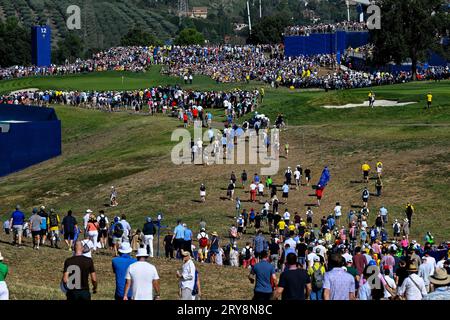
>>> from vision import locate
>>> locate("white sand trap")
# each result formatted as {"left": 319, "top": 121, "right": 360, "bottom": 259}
{"left": 322, "top": 100, "right": 416, "bottom": 109}
{"left": 9, "top": 88, "right": 39, "bottom": 94}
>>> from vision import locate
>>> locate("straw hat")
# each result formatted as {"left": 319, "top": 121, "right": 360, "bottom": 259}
{"left": 429, "top": 268, "right": 450, "bottom": 286}
{"left": 181, "top": 250, "right": 191, "bottom": 257}
{"left": 407, "top": 264, "right": 418, "bottom": 273}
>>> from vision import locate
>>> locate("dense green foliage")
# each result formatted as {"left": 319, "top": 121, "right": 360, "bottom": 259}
{"left": 120, "top": 27, "right": 163, "bottom": 47}
{"left": 0, "top": 17, "right": 31, "bottom": 67}
{"left": 370, "top": 0, "right": 449, "bottom": 77}
{"left": 174, "top": 28, "right": 205, "bottom": 45}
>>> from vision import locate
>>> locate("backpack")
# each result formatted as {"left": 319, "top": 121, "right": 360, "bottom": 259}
{"left": 199, "top": 235, "right": 208, "bottom": 248}
{"left": 244, "top": 247, "right": 251, "bottom": 260}
{"left": 312, "top": 266, "right": 324, "bottom": 290}
{"left": 113, "top": 222, "right": 124, "bottom": 238}
{"left": 99, "top": 216, "right": 107, "bottom": 229}
{"left": 192, "top": 270, "right": 199, "bottom": 296}
{"left": 49, "top": 214, "right": 59, "bottom": 228}
{"left": 394, "top": 223, "right": 400, "bottom": 234}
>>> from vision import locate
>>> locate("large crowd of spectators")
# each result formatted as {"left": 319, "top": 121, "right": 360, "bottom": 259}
{"left": 284, "top": 21, "right": 368, "bottom": 36}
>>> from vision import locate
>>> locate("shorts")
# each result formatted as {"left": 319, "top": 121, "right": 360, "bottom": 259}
{"left": 307, "top": 216, "right": 312, "bottom": 224}
{"left": 363, "top": 171, "right": 369, "bottom": 177}
{"left": 40, "top": 229, "right": 47, "bottom": 237}
{"left": 282, "top": 192, "right": 288, "bottom": 198}
{"left": 112, "top": 236, "right": 122, "bottom": 245}
{"left": 237, "top": 227, "right": 243, "bottom": 233}
{"left": 98, "top": 229, "right": 108, "bottom": 238}
{"left": 13, "top": 225, "right": 23, "bottom": 235}
{"left": 32, "top": 230, "right": 41, "bottom": 237}
{"left": 254, "top": 251, "right": 263, "bottom": 259}
{"left": 200, "top": 191, "right": 206, "bottom": 197}
{"left": 64, "top": 232, "right": 75, "bottom": 240}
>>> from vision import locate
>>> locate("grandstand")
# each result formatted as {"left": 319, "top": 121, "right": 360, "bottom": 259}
{"left": 0, "top": 104, "right": 61, "bottom": 177}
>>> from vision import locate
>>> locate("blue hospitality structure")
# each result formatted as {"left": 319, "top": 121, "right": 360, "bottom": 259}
{"left": 284, "top": 31, "right": 369, "bottom": 57}
{"left": 0, "top": 104, "right": 61, "bottom": 177}
{"left": 31, "top": 25, "right": 52, "bottom": 67}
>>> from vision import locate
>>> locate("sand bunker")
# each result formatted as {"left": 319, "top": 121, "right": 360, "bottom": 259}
{"left": 322, "top": 100, "right": 416, "bottom": 109}
{"left": 9, "top": 88, "right": 39, "bottom": 94}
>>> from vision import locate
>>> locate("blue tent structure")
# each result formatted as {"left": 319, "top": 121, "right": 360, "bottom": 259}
{"left": 0, "top": 104, "right": 61, "bottom": 177}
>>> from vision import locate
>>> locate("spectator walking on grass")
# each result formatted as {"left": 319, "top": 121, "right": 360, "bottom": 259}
{"left": 10, "top": 205, "right": 25, "bottom": 247}
{"left": 249, "top": 250, "right": 277, "bottom": 301}
{"left": 274, "top": 252, "right": 312, "bottom": 300}
{"left": 112, "top": 242, "right": 136, "bottom": 300}
{"left": 124, "top": 248, "right": 160, "bottom": 300}
{"left": 62, "top": 240, "right": 97, "bottom": 301}
{"left": 177, "top": 250, "right": 196, "bottom": 300}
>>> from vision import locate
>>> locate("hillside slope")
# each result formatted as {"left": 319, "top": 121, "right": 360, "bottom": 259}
{"left": 0, "top": 0, "right": 349, "bottom": 49}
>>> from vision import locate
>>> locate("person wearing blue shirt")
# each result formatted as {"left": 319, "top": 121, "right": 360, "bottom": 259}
{"left": 253, "top": 230, "right": 268, "bottom": 261}
{"left": 10, "top": 205, "right": 25, "bottom": 246}
{"left": 327, "top": 215, "right": 335, "bottom": 231}
{"left": 254, "top": 174, "right": 260, "bottom": 184}
{"left": 249, "top": 251, "right": 276, "bottom": 301}
{"left": 183, "top": 225, "right": 193, "bottom": 255}
{"left": 173, "top": 220, "right": 185, "bottom": 258}
{"left": 282, "top": 183, "right": 290, "bottom": 204}
{"left": 112, "top": 242, "right": 136, "bottom": 300}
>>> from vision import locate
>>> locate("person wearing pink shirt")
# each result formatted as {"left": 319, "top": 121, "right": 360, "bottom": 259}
{"left": 400, "top": 236, "right": 409, "bottom": 249}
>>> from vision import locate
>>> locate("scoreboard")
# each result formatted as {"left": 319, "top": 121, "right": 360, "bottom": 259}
{"left": 31, "top": 25, "right": 52, "bottom": 67}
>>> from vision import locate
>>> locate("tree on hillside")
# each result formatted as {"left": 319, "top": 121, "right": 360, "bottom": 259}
{"left": 370, "top": 0, "right": 448, "bottom": 79}
{"left": 0, "top": 17, "right": 31, "bottom": 67}
{"left": 120, "top": 27, "right": 162, "bottom": 47}
{"left": 247, "top": 14, "right": 289, "bottom": 44}
{"left": 53, "top": 33, "right": 84, "bottom": 64}
{"left": 174, "top": 28, "right": 205, "bottom": 45}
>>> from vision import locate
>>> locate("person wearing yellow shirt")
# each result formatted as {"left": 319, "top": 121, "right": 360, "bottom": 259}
{"left": 426, "top": 92, "right": 432, "bottom": 109}
{"left": 277, "top": 220, "right": 286, "bottom": 241}
{"left": 47, "top": 209, "right": 61, "bottom": 248}
{"left": 362, "top": 162, "right": 371, "bottom": 183}
{"left": 288, "top": 222, "right": 296, "bottom": 234}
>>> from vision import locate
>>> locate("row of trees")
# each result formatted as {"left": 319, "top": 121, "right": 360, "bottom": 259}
{"left": 0, "top": 18, "right": 206, "bottom": 67}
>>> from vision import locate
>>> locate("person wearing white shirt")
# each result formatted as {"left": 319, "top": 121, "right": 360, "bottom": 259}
{"left": 423, "top": 253, "right": 436, "bottom": 269}
{"left": 257, "top": 182, "right": 264, "bottom": 196}
{"left": 294, "top": 169, "right": 301, "bottom": 189}
{"left": 283, "top": 210, "right": 290, "bottom": 223}
{"left": 120, "top": 215, "right": 132, "bottom": 242}
{"left": 334, "top": 203, "right": 342, "bottom": 224}
{"left": 124, "top": 248, "right": 160, "bottom": 300}
{"left": 83, "top": 209, "right": 92, "bottom": 236}
{"left": 284, "top": 237, "right": 296, "bottom": 250}
{"left": 419, "top": 257, "right": 436, "bottom": 292}
{"left": 177, "top": 250, "right": 196, "bottom": 300}
{"left": 398, "top": 265, "right": 428, "bottom": 300}
{"left": 307, "top": 251, "right": 318, "bottom": 269}
{"left": 80, "top": 238, "right": 95, "bottom": 258}
{"left": 342, "top": 249, "right": 353, "bottom": 264}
